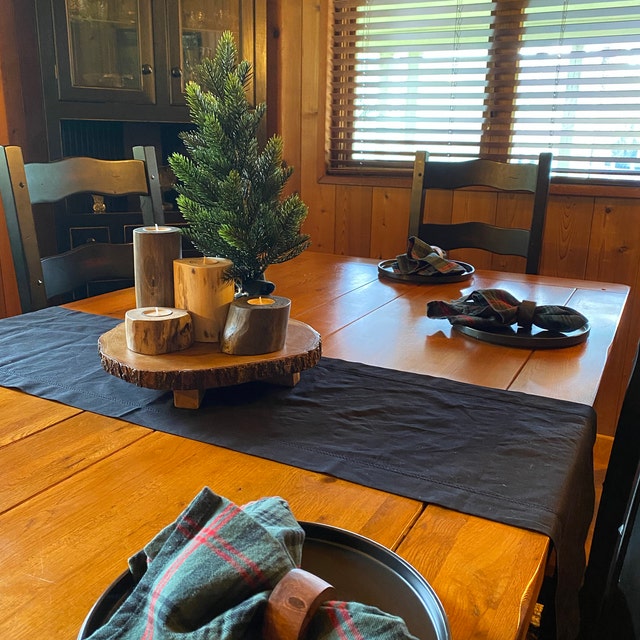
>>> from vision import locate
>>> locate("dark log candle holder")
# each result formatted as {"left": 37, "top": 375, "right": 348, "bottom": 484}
{"left": 221, "top": 295, "right": 291, "bottom": 356}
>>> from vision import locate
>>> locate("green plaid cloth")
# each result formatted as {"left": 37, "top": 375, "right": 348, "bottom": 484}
{"left": 86, "top": 488, "right": 418, "bottom": 640}
{"left": 395, "top": 237, "right": 467, "bottom": 276}
{"left": 427, "top": 288, "right": 588, "bottom": 332}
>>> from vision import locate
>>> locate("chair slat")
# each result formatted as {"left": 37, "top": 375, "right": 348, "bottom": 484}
{"left": 25, "top": 157, "right": 149, "bottom": 202}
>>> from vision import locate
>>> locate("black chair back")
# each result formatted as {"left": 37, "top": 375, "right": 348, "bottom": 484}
{"left": 408, "top": 151, "right": 552, "bottom": 274}
{"left": 0, "top": 145, "right": 164, "bottom": 312}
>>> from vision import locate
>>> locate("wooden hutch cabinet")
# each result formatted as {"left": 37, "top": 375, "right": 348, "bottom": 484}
{"left": 33, "top": 0, "right": 266, "bottom": 252}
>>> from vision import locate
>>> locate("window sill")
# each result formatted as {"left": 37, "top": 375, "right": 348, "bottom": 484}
{"left": 551, "top": 178, "right": 640, "bottom": 199}
{"left": 318, "top": 172, "right": 640, "bottom": 199}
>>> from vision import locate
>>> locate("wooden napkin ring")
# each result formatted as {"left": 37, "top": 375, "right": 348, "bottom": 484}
{"left": 262, "top": 568, "right": 335, "bottom": 640}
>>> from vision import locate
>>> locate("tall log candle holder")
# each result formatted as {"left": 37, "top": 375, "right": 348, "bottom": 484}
{"left": 173, "top": 257, "right": 235, "bottom": 343}
{"left": 133, "top": 225, "right": 182, "bottom": 308}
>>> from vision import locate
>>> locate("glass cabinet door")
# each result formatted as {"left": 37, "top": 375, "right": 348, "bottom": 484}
{"left": 54, "top": 0, "right": 155, "bottom": 103}
{"left": 167, "top": 0, "right": 257, "bottom": 106}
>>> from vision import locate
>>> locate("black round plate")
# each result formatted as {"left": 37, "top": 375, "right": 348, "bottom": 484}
{"left": 301, "top": 522, "right": 449, "bottom": 640}
{"left": 453, "top": 322, "right": 590, "bottom": 349}
{"left": 378, "top": 259, "right": 474, "bottom": 284}
{"left": 78, "top": 521, "right": 450, "bottom": 640}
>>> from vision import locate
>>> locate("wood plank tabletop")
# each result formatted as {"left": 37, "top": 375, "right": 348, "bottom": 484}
{"left": 0, "top": 428, "right": 422, "bottom": 639}
{"left": 1, "top": 250, "right": 628, "bottom": 640}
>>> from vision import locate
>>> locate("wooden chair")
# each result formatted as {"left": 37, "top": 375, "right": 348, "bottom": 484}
{"left": 580, "top": 345, "right": 640, "bottom": 639}
{"left": 0, "top": 145, "right": 164, "bottom": 313}
{"left": 408, "top": 151, "right": 552, "bottom": 274}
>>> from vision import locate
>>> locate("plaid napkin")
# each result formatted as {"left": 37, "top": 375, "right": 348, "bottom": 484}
{"left": 395, "top": 236, "right": 467, "bottom": 276}
{"left": 427, "top": 288, "right": 588, "bottom": 332}
{"left": 86, "top": 488, "right": 418, "bottom": 640}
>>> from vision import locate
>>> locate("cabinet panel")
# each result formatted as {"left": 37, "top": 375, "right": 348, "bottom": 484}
{"left": 33, "top": 0, "right": 266, "bottom": 256}
{"left": 41, "top": 0, "right": 263, "bottom": 113}
{"left": 52, "top": 0, "right": 155, "bottom": 104}
{"left": 166, "top": 0, "right": 257, "bottom": 106}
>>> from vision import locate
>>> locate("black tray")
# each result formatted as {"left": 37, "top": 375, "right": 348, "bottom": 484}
{"left": 454, "top": 322, "right": 590, "bottom": 349}
{"left": 378, "top": 258, "right": 474, "bottom": 284}
{"left": 78, "top": 521, "right": 450, "bottom": 640}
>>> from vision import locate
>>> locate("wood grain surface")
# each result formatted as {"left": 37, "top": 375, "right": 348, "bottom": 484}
{"left": 2, "top": 251, "right": 627, "bottom": 640}
{"left": 99, "top": 318, "right": 321, "bottom": 391}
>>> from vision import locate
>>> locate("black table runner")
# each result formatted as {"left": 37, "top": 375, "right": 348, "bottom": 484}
{"left": 0, "top": 307, "right": 596, "bottom": 640}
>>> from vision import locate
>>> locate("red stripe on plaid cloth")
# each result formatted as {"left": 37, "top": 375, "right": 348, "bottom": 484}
{"left": 141, "top": 503, "right": 235, "bottom": 639}
{"left": 176, "top": 515, "right": 200, "bottom": 539}
{"left": 142, "top": 503, "right": 266, "bottom": 640}
{"left": 327, "top": 601, "right": 365, "bottom": 640}
{"left": 194, "top": 525, "right": 266, "bottom": 588}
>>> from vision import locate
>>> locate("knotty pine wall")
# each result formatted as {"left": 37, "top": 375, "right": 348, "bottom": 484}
{"left": 271, "top": 1, "right": 640, "bottom": 436}
{"left": 0, "top": 0, "right": 42, "bottom": 319}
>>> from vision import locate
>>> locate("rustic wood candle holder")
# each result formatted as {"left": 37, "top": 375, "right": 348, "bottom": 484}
{"left": 133, "top": 225, "right": 182, "bottom": 308}
{"left": 173, "top": 257, "right": 235, "bottom": 343}
{"left": 124, "top": 307, "right": 193, "bottom": 355}
{"left": 221, "top": 295, "right": 291, "bottom": 355}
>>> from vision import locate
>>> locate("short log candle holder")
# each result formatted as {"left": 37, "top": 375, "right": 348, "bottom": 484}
{"left": 133, "top": 225, "right": 182, "bottom": 308}
{"left": 124, "top": 307, "right": 193, "bottom": 355}
{"left": 173, "top": 257, "right": 235, "bottom": 343}
{"left": 221, "top": 295, "right": 291, "bottom": 355}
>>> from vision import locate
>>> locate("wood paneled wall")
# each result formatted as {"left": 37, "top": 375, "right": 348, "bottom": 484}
{"left": 271, "top": 0, "right": 640, "bottom": 436}
{"left": 0, "top": 0, "right": 28, "bottom": 319}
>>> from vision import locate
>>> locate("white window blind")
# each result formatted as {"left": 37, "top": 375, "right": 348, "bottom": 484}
{"left": 329, "top": 0, "right": 640, "bottom": 179}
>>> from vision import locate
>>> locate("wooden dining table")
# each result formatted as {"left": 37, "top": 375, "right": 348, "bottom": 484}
{"left": 0, "top": 251, "right": 629, "bottom": 640}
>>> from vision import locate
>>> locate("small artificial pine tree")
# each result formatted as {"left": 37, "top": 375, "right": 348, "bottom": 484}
{"left": 169, "top": 31, "right": 310, "bottom": 292}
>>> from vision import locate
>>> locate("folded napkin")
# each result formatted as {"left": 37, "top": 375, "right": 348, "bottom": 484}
{"left": 426, "top": 288, "right": 588, "bottom": 332}
{"left": 395, "top": 236, "right": 467, "bottom": 276}
{"left": 86, "top": 488, "right": 418, "bottom": 640}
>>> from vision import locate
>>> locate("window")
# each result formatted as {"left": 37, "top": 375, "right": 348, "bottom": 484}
{"left": 329, "top": 0, "right": 640, "bottom": 180}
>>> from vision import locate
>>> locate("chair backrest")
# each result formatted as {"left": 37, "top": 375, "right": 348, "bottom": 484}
{"left": 580, "top": 344, "right": 640, "bottom": 639}
{"left": 0, "top": 145, "right": 164, "bottom": 313}
{"left": 609, "top": 465, "right": 640, "bottom": 639}
{"left": 408, "top": 151, "right": 552, "bottom": 274}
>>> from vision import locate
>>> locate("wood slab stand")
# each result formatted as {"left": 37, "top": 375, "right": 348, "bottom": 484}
{"left": 98, "top": 319, "right": 321, "bottom": 409}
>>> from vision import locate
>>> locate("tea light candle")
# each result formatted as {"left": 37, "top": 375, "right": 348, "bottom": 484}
{"left": 125, "top": 307, "right": 193, "bottom": 355}
{"left": 173, "top": 257, "right": 235, "bottom": 342}
{"left": 246, "top": 296, "right": 276, "bottom": 306}
{"left": 221, "top": 295, "right": 291, "bottom": 355}
{"left": 143, "top": 307, "right": 173, "bottom": 317}
{"left": 133, "top": 225, "right": 182, "bottom": 308}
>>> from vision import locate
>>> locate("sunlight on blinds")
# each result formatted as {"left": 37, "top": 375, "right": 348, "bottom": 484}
{"left": 512, "top": 0, "right": 640, "bottom": 178}
{"left": 331, "top": 0, "right": 494, "bottom": 166}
